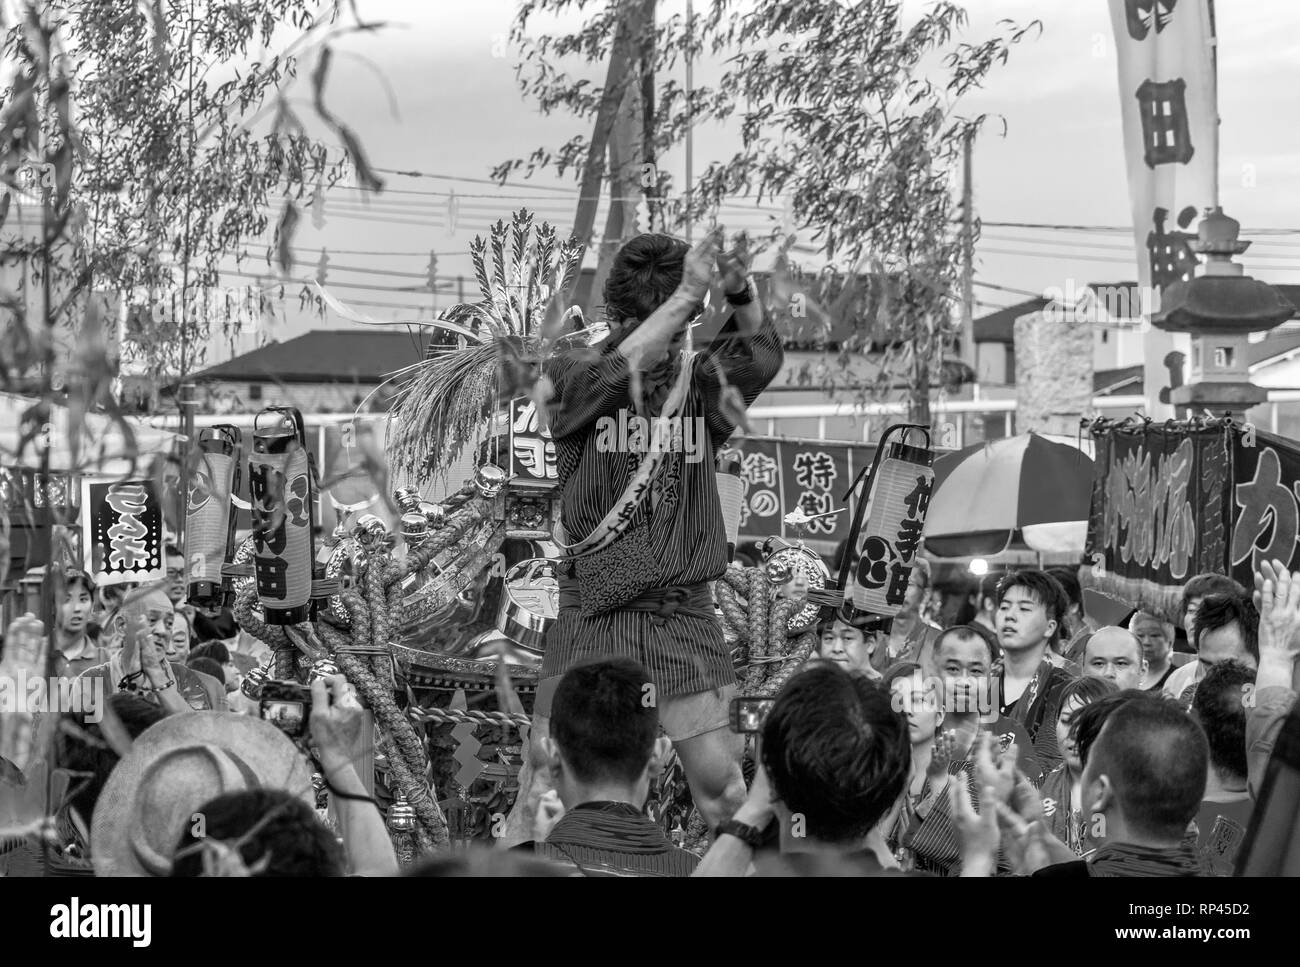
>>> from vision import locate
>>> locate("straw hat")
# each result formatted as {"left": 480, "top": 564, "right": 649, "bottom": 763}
{"left": 91, "top": 711, "right": 314, "bottom": 877}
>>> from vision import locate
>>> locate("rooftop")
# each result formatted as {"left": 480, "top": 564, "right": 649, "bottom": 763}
{"left": 187, "top": 329, "right": 434, "bottom": 385}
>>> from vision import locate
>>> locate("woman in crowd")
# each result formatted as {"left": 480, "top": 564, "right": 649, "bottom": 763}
{"left": 883, "top": 662, "right": 978, "bottom": 875}
{"left": 1039, "top": 675, "right": 1119, "bottom": 855}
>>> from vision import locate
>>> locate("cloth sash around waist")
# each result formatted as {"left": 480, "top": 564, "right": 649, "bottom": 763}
{"left": 558, "top": 582, "right": 715, "bottom": 625}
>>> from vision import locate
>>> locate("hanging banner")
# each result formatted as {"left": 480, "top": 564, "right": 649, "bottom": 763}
{"left": 80, "top": 478, "right": 166, "bottom": 587}
{"left": 1083, "top": 420, "right": 1232, "bottom": 618}
{"left": 1229, "top": 428, "right": 1300, "bottom": 588}
{"left": 1107, "top": 0, "right": 1218, "bottom": 420}
{"left": 508, "top": 397, "right": 557, "bottom": 488}
{"left": 717, "top": 438, "right": 867, "bottom": 546}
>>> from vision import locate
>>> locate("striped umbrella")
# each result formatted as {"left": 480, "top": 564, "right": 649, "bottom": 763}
{"left": 923, "top": 433, "right": 1095, "bottom": 558}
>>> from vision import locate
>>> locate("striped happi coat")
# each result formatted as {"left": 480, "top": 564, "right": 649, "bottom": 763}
{"left": 541, "top": 313, "right": 783, "bottom": 698}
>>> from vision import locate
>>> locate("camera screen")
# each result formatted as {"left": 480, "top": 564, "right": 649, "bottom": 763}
{"left": 732, "top": 698, "right": 775, "bottom": 734}
{"left": 262, "top": 700, "right": 305, "bottom": 734}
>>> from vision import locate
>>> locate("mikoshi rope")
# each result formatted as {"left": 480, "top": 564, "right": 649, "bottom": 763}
{"left": 233, "top": 485, "right": 499, "bottom": 857}
{"left": 715, "top": 565, "right": 818, "bottom": 694}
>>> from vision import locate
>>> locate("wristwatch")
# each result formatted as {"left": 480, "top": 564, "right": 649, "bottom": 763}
{"left": 716, "top": 817, "right": 768, "bottom": 848}
{"left": 725, "top": 277, "right": 755, "bottom": 306}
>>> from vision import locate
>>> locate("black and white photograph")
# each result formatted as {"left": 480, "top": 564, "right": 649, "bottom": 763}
{"left": 0, "top": 0, "right": 1295, "bottom": 941}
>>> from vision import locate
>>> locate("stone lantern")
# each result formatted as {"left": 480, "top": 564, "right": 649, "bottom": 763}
{"left": 1152, "top": 207, "right": 1295, "bottom": 416}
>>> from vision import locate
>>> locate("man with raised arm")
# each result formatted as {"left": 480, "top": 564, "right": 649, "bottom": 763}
{"left": 504, "top": 230, "right": 783, "bottom": 846}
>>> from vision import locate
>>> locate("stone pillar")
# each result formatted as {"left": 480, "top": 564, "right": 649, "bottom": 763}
{"left": 1014, "top": 308, "right": 1095, "bottom": 436}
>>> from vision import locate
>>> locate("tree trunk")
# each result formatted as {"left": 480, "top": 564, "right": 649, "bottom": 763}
{"left": 562, "top": 0, "right": 650, "bottom": 308}
{"left": 588, "top": 70, "right": 646, "bottom": 316}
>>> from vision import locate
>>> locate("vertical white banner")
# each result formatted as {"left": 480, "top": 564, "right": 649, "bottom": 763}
{"left": 1107, "top": 0, "right": 1218, "bottom": 419}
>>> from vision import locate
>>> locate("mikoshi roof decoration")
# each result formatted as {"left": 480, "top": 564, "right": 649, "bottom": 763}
{"left": 385, "top": 209, "right": 585, "bottom": 483}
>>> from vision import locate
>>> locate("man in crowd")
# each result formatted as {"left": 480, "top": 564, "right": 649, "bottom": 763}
{"left": 927, "top": 623, "right": 1042, "bottom": 783}
{"left": 52, "top": 568, "right": 109, "bottom": 679}
{"left": 994, "top": 570, "right": 1077, "bottom": 769}
{"left": 521, "top": 657, "right": 698, "bottom": 876}
{"left": 1032, "top": 694, "right": 1207, "bottom": 876}
{"left": 817, "top": 605, "right": 888, "bottom": 679}
{"left": 1179, "top": 573, "right": 1247, "bottom": 654}
{"left": 164, "top": 543, "right": 188, "bottom": 608}
{"left": 508, "top": 229, "right": 783, "bottom": 845}
{"left": 1129, "top": 611, "right": 1183, "bottom": 693}
{"left": 77, "top": 584, "right": 225, "bottom": 713}
{"left": 1190, "top": 660, "right": 1255, "bottom": 875}
{"left": 1082, "top": 626, "right": 1147, "bottom": 691}
{"left": 876, "top": 557, "right": 942, "bottom": 672}
{"left": 695, "top": 663, "right": 910, "bottom": 875}
{"left": 1163, "top": 593, "right": 1258, "bottom": 709}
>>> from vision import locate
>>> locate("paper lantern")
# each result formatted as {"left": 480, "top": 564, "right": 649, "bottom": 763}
{"left": 248, "top": 407, "right": 316, "bottom": 625}
{"left": 717, "top": 453, "right": 743, "bottom": 561}
{"left": 185, "top": 425, "right": 242, "bottom": 608}
{"left": 850, "top": 429, "right": 935, "bottom": 616}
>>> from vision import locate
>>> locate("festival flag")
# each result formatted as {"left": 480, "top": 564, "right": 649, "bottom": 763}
{"left": 80, "top": 477, "right": 166, "bottom": 587}
{"left": 1107, "top": 0, "right": 1219, "bottom": 419}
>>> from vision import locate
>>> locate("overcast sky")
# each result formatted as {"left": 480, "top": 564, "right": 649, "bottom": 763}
{"left": 223, "top": 0, "right": 1300, "bottom": 357}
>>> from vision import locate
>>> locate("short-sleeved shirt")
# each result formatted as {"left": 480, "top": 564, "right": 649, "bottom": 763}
{"left": 77, "top": 659, "right": 224, "bottom": 711}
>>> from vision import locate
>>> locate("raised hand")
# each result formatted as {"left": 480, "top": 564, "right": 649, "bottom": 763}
{"left": 973, "top": 732, "right": 1018, "bottom": 808}
{"left": 715, "top": 245, "right": 750, "bottom": 295}
{"left": 951, "top": 782, "right": 999, "bottom": 876}
{"left": 994, "top": 803, "right": 1077, "bottom": 875}
{"left": 310, "top": 675, "right": 367, "bottom": 774}
{"left": 533, "top": 789, "right": 565, "bottom": 843}
{"left": 678, "top": 229, "right": 722, "bottom": 300}
{"left": 1256, "top": 558, "right": 1300, "bottom": 663}
{"left": 927, "top": 729, "right": 957, "bottom": 783}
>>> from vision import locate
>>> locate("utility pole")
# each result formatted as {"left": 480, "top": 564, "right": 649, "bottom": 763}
{"left": 960, "top": 128, "right": 976, "bottom": 376}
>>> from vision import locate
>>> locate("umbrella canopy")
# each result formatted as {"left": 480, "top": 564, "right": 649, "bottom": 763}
{"left": 924, "top": 433, "right": 1095, "bottom": 557}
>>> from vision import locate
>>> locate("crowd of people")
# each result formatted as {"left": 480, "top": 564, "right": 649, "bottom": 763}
{"left": 6, "top": 543, "right": 1290, "bottom": 878}
{"left": 3, "top": 229, "right": 1295, "bottom": 880}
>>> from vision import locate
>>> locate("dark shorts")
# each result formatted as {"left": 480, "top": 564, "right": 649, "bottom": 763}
{"left": 539, "top": 606, "right": 736, "bottom": 703}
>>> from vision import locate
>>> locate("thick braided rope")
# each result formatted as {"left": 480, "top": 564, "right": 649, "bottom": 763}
{"left": 364, "top": 545, "right": 393, "bottom": 687}
{"left": 321, "top": 606, "right": 445, "bottom": 846}
{"left": 715, "top": 580, "right": 749, "bottom": 646}
{"left": 747, "top": 569, "right": 771, "bottom": 660}
{"left": 341, "top": 589, "right": 372, "bottom": 652}
{"left": 407, "top": 705, "right": 531, "bottom": 731}
{"left": 763, "top": 598, "right": 795, "bottom": 686}
{"left": 333, "top": 647, "right": 448, "bottom": 849}
{"left": 722, "top": 565, "right": 751, "bottom": 595}
{"left": 232, "top": 583, "right": 289, "bottom": 650}
{"left": 760, "top": 630, "right": 818, "bottom": 697}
